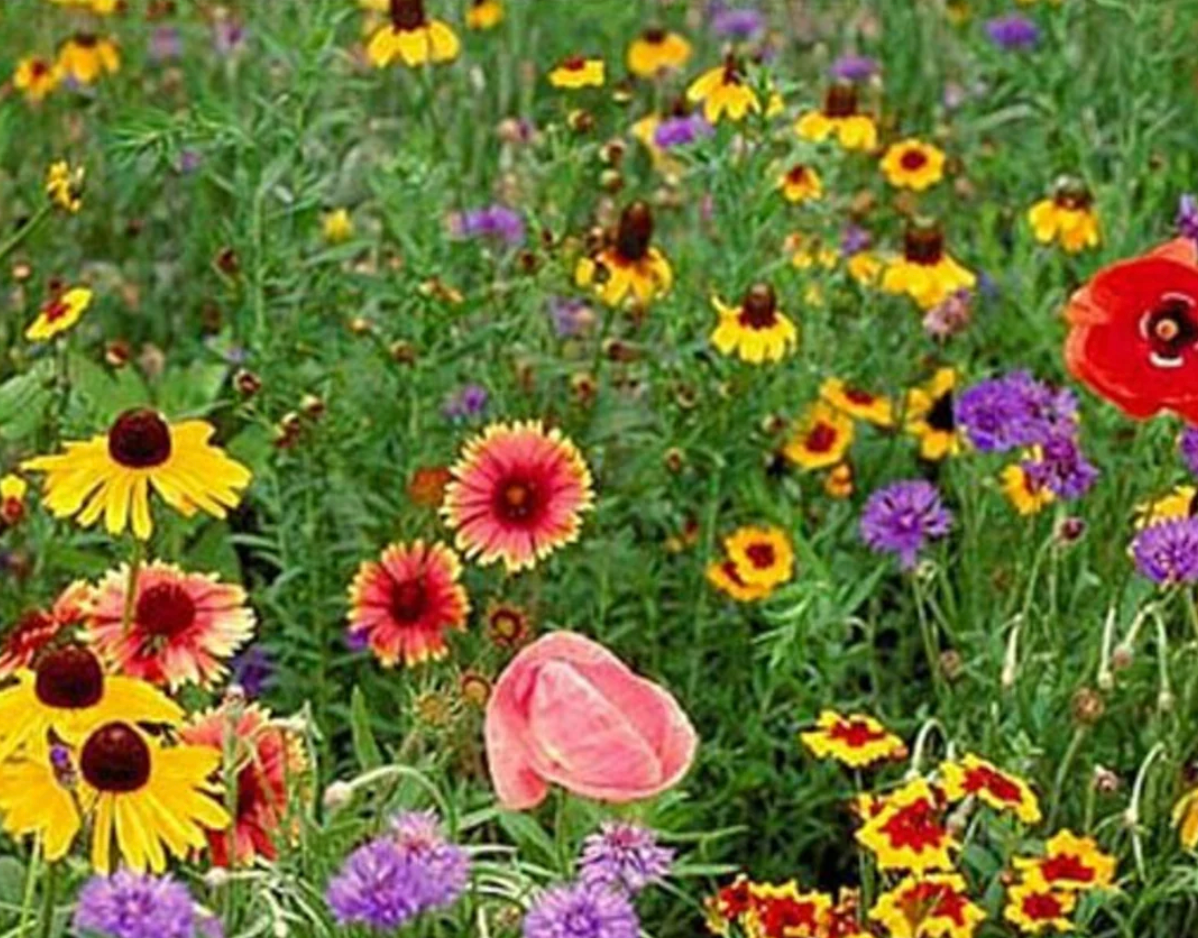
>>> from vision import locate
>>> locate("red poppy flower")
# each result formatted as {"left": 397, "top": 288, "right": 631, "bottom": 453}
{"left": 1065, "top": 238, "right": 1198, "bottom": 421}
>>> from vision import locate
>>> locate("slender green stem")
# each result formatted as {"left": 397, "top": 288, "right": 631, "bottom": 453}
{"left": 0, "top": 205, "right": 52, "bottom": 266}
{"left": 120, "top": 539, "right": 145, "bottom": 636}
{"left": 16, "top": 842, "right": 41, "bottom": 938}
{"left": 36, "top": 862, "right": 57, "bottom": 938}
{"left": 1047, "top": 726, "right": 1087, "bottom": 829}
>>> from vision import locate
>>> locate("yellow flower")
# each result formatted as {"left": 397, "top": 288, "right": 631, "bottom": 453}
{"left": 22, "top": 408, "right": 252, "bottom": 540}
{"left": 939, "top": 753, "right": 1042, "bottom": 824}
{"left": 856, "top": 778, "right": 956, "bottom": 873}
{"left": 870, "top": 873, "right": 986, "bottom": 938}
{"left": 1174, "top": 788, "right": 1198, "bottom": 849}
{"left": 848, "top": 251, "right": 884, "bottom": 285}
{"left": 881, "top": 138, "right": 947, "bottom": 191}
{"left": 800, "top": 710, "right": 906, "bottom": 768}
{"left": 549, "top": 56, "right": 605, "bottom": 89}
{"left": 788, "top": 235, "right": 838, "bottom": 270}
{"left": 627, "top": 27, "right": 691, "bottom": 78}
{"left": 26, "top": 286, "right": 92, "bottom": 342}
{"left": 322, "top": 208, "right": 354, "bottom": 244}
{"left": 784, "top": 401, "right": 855, "bottom": 470}
{"left": 1028, "top": 178, "right": 1100, "bottom": 253}
{"left": 466, "top": 0, "right": 503, "bottom": 30}
{"left": 13, "top": 56, "right": 61, "bottom": 102}
{"left": 1012, "top": 830, "right": 1117, "bottom": 892}
{"left": 824, "top": 463, "right": 854, "bottom": 499}
{"left": 723, "top": 525, "right": 794, "bottom": 590}
{"left": 882, "top": 220, "right": 975, "bottom": 310}
{"left": 1, "top": 474, "right": 27, "bottom": 526}
{"left": 795, "top": 83, "right": 878, "bottom": 151}
{"left": 905, "top": 367, "right": 962, "bottom": 461}
{"left": 46, "top": 160, "right": 85, "bottom": 213}
{"left": 1135, "top": 485, "right": 1197, "bottom": 529}
{"left": 778, "top": 163, "right": 823, "bottom": 204}
{"left": 366, "top": 0, "right": 460, "bottom": 68}
{"left": 710, "top": 284, "right": 798, "bottom": 364}
{"left": 47, "top": 0, "right": 118, "bottom": 12}
{"left": 1002, "top": 882, "right": 1076, "bottom": 935}
{"left": 706, "top": 557, "right": 772, "bottom": 603}
{"left": 575, "top": 201, "right": 672, "bottom": 307}
{"left": 743, "top": 881, "right": 832, "bottom": 937}
{"left": 686, "top": 56, "right": 760, "bottom": 124}
{"left": 56, "top": 34, "right": 120, "bottom": 85}
{"left": 1001, "top": 463, "right": 1055, "bottom": 516}
{"left": 820, "top": 377, "right": 894, "bottom": 426}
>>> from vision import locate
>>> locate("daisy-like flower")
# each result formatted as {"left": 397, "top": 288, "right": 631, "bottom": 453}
{"left": 883, "top": 219, "right": 977, "bottom": 310}
{"left": 322, "top": 207, "right": 354, "bottom": 244}
{"left": 954, "top": 372, "right": 1079, "bottom": 453}
{"left": 25, "top": 285, "right": 92, "bottom": 342}
{"left": 46, "top": 160, "right": 85, "bottom": 213}
{"left": 524, "top": 881, "right": 640, "bottom": 938}
{"left": 686, "top": 54, "right": 760, "bottom": 124}
{"left": 777, "top": 163, "right": 823, "bottom": 204}
{"left": 347, "top": 540, "right": 470, "bottom": 666}
{"left": 905, "top": 367, "right": 962, "bottom": 461}
{"left": 1, "top": 473, "right": 28, "bottom": 526}
{"left": 940, "top": 754, "right": 1041, "bottom": 824}
{"left": 72, "top": 870, "right": 220, "bottom": 938}
{"left": 627, "top": 26, "right": 691, "bottom": 78}
{"left": 1001, "top": 463, "right": 1056, "bottom": 516}
{"left": 800, "top": 710, "right": 906, "bottom": 769}
{"left": 856, "top": 778, "right": 955, "bottom": 873}
{"left": 1013, "top": 830, "right": 1117, "bottom": 892}
{"left": 21, "top": 408, "right": 252, "bottom": 541}
{"left": 548, "top": 55, "right": 605, "bottom": 88}
{"left": 466, "top": 0, "right": 503, "bottom": 30}
{"left": 744, "top": 881, "right": 833, "bottom": 938}
{"left": 860, "top": 480, "right": 953, "bottom": 570}
{"left": 56, "top": 33, "right": 120, "bottom": 84}
{"left": 1132, "top": 517, "right": 1198, "bottom": 585}
{"left": 1021, "top": 435, "right": 1098, "bottom": 501}
{"left": 366, "top": 0, "right": 460, "bottom": 68}
{"left": 710, "top": 283, "right": 798, "bottom": 364}
{"left": 86, "top": 562, "right": 255, "bottom": 691}
{"left": 880, "top": 138, "right": 947, "bottom": 191}
{"left": 706, "top": 557, "right": 771, "bottom": 603}
{"left": 723, "top": 524, "right": 795, "bottom": 590}
{"left": 783, "top": 401, "right": 855, "bottom": 470}
{"left": 576, "top": 201, "right": 673, "bottom": 307}
{"left": 13, "top": 56, "right": 61, "bottom": 102}
{"left": 870, "top": 873, "right": 986, "bottom": 938}
{"left": 795, "top": 83, "right": 878, "bottom": 151}
{"left": 485, "top": 600, "right": 532, "bottom": 648}
{"left": 1028, "top": 177, "right": 1100, "bottom": 253}
{"left": 1003, "top": 882, "right": 1076, "bottom": 935}
{"left": 820, "top": 377, "right": 894, "bottom": 426}
{"left": 579, "top": 821, "right": 674, "bottom": 895}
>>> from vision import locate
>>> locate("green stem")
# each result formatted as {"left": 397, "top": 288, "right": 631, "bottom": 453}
{"left": 1047, "top": 726, "right": 1087, "bottom": 829}
{"left": 16, "top": 842, "right": 41, "bottom": 938}
{"left": 120, "top": 539, "right": 145, "bottom": 636}
{"left": 0, "top": 205, "right": 51, "bottom": 266}
{"left": 36, "top": 862, "right": 57, "bottom": 938}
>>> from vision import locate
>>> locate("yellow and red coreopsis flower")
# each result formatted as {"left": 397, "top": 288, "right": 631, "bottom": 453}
{"left": 905, "top": 368, "right": 962, "bottom": 461}
{"left": 46, "top": 160, "right": 85, "bottom": 213}
{"left": 1, "top": 474, "right": 28, "bottom": 527}
{"left": 1028, "top": 177, "right": 1100, "bottom": 254}
{"left": 870, "top": 873, "right": 986, "bottom": 938}
{"left": 723, "top": 525, "right": 795, "bottom": 591}
{"left": 687, "top": 55, "right": 760, "bottom": 124}
{"left": 366, "top": 0, "right": 460, "bottom": 68}
{"left": 778, "top": 164, "right": 823, "bottom": 204}
{"left": 56, "top": 34, "right": 120, "bottom": 85}
{"left": 710, "top": 283, "right": 798, "bottom": 364}
{"left": 13, "top": 56, "right": 62, "bottom": 102}
{"left": 824, "top": 889, "right": 871, "bottom": 938}
{"left": 576, "top": 201, "right": 673, "bottom": 307}
{"left": 1003, "top": 881, "right": 1076, "bottom": 935}
{"left": 881, "top": 138, "right": 947, "bottom": 191}
{"left": 627, "top": 26, "right": 691, "bottom": 78}
{"left": 820, "top": 377, "right": 894, "bottom": 427}
{"left": 800, "top": 711, "right": 906, "bottom": 768}
{"left": 465, "top": 0, "right": 503, "bottom": 30}
{"left": 783, "top": 401, "right": 855, "bottom": 470}
{"left": 744, "top": 881, "right": 833, "bottom": 938}
{"left": 26, "top": 286, "right": 92, "bottom": 342}
{"left": 824, "top": 462, "right": 854, "bottom": 499}
{"left": 940, "top": 753, "right": 1041, "bottom": 824}
{"left": 706, "top": 557, "right": 772, "bottom": 603}
{"left": 881, "top": 220, "right": 976, "bottom": 310}
{"left": 1001, "top": 462, "right": 1055, "bottom": 516}
{"left": 856, "top": 778, "right": 956, "bottom": 873}
{"left": 795, "top": 83, "right": 878, "bottom": 151}
{"left": 347, "top": 540, "right": 470, "bottom": 666}
{"left": 1013, "top": 830, "right": 1117, "bottom": 892}
{"left": 549, "top": 55, "right": 605, "bottom": 88}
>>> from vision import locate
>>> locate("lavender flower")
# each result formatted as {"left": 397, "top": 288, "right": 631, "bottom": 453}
{"left": 72, "top": 870, "right": 218, "bottom": 938}
{"left": 1177, "top": 194, "right": 1198, "bottom": 243}
{"left": 840, "top": 223, "right": 872, "bottom": 257}
{"left": 547, "top": 297, "right": 595, "bottom": 338}
{"left": 829, "top": 53, "right": 878, "bottom": 82}
{"left": 1022, "top": 435, "right": 1098, "bottom": 501}
{"left": 710, "top": 4, "right": 764, "bottom": 40}
{"left": 860, "top": 480, "right": 953, "bottom": 570}
{"left": 391, "top": 810, "right": 471, "bottom": 907}
{"left": 212, "top": 16, "right": 246, "bottom": 56}
{"left": 579, "top": 822, "right": 674, "bottom": 895}
{"left": 524, "top": 882, "right": 640, "bottom": 938}
{"left": 1132, "top": 518, "right": 1198, "bottom": 584}
{"left": 955, "top": 372, "right": 1078, "bottom": 452}
{"left": 922, "top": 289, "right": 972, "bottom": 340}
{"left": 653, "top": 114, "right": 712, "bottom": 149}
{"left": 450, "top": 205, "right": 526, "bottom": 247}
{"left": 985, "top": 14, "right": 1040, "bottom": 50}
{"left": 1180, "top": 426, "right": 1198, "bottom": 476}
{"left": 230, "top": 645, "right": 273, "bottom": 698}
{"left": 442, "top": 384, "right": 489, "bottom": 420}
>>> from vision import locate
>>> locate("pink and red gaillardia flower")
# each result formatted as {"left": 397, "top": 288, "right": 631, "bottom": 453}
{"left": 347, "top": 540, "right": 470, "bottom": 667}
{"left": 484, "top": 631, "right": 697, "bottom": 810}
{"left": 1065, "top": 237, "right": 1198, "bottom": 422}
{"left": 441, "top": 421, "right": 595, "bottom": 574}
{"left": 86, "top": 562, "right": 255, "bottom": 691}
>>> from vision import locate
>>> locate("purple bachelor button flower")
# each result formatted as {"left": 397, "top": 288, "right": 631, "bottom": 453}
{"left": 450, "top": 205, "right": 526, "bottom": 247}
{"left": 212, "top": 16, "right": 246, "bottom": 56}
{"left": 72, "top": 870, "right": 213, "bottom": 938}
{"left": 922, "top": 289, "right": 973, "bottom": 340}
{"left": 390, "top": 811, "right": 472, "bottom": 908}
{"left": 829, "top": 53, "right": 878, "bottom": 82}
{"left": 1021, "top": 434, "right": 1098, "bottom": 501}
{"left": 985, "top": 14, "right": 1040, "bottom": 50}
{"left": 653, "top": 113, "right": 712, "bottom": 149}
{"left": 547, "top": 297, "right": 595, "bottom": 338}
{"left": 523, "top": 881, "right": 641, "bottom": 938}
{"left": 1180, "top": 426, "right": 1198, "bottom": 475}
{"left": 860, "top": 480, "right": 953, "bottom": 570}
{"left": 230, "top": 645, "right": 273, "bottom": 698}
{"left": 840, "top": 223, "right": 872, "bottom": 257}
{"left": 1177, "top": 194, "right": 1198, "bottom": 243}
{"left": 579, "top": 822, "right": 674, "bottom": 895}
{"left": 1133, "top": 518, "right": 1198, "bottom": 585}
{"left": 955, "top": 372, "right": 1078, "bottom": 452}
{"left": 442, "top": 383, "right": 489, "bottom": 420}
{"left": 149, "top": 26, "right": 183, "bottom": 63}
{"left": 710, "top": 3, "right": 764, "bottom": 40}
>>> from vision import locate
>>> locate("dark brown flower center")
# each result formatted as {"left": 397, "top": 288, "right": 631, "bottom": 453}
{"left": 42, "top": 298, "right": 70, "bottom": 322}
{"left": 900, "top": 148, "right": 928, "bottom": 171}
{"left": 74, "top": 33, "right": 99, "bottom": 49}
{"left": 561, "top": 55, "right": 587, "bottom": 71}
{"left": 903, "top": 222, "right": 945, "bottom": 266}
{"left": 34, "top": 646, "right": 104, "bottom": 709}
{"left": 136, "top": 582, "right": 197, "bottom": 637}
{"left": 80, "top": 722, "right": 151, "bottom": 793}
{"left": 720, "top": 53, "right": 743, "bottom": 85}
{"left": 739, "top": 284, "right": 778, "bottom": 329}
{"left": 927, "top": 391, "right": 955, "bottom": 432}
{"left": 615, "top": 201, "right": 654, "bottom": 262}
{"left": 389, "top": 0, "right": 426, "bottom": 30}
{"left": 389, "top": 577, "right": 428, "bottom": 623}
{"left": 643, "top": 26, "right": 667, "bottom": 43}
{"left": 107, "top": 409, "right": 172, "bottom": 469}
{"left": 786, "top": 165, "right": 810, "bottom": 185}
{"left": 805, "top": 423, "right": 838, "bottom": 453}
{"left": 1144, "top": 296, "right": 1198, "bottom": 363}
{"left": 745, "top": 543, "right": 776, "bottom": 568}
{"left": 31, "top": 59, "right": 50, "bottom": 78}
{"left": 844, "top": 388, "right": 876, "bottom": 405}
{"left": 1051, "top": 176, "right": 1092, "bottom": 211}
{"left": 824, "top": 82, "right": 858, "bottom": 118}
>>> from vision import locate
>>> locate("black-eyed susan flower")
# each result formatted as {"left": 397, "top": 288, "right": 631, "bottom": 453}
{"left": 46, "top": 160, "right": 85, "bottom": 213}
{"left": 485, "top": 600, "right": 532, "bottom": 648}
{"left": 548, "top": 55, "right": 605, "bottom": 89}
{"left": 880, "top": 138, "right": 947, "bottom": 191}
{"left": 1028, "top": 176, "right": 1101, "bottom": 254}
{"left": 710, "top": 283, "right": 798, "bottom": 364}
{"left": 856, "top": 778, "right": 956, "bottom": 873}
{"left": 783, "top": 401, "right": 854, "bottom": 470}
{"left": 795, "top": 83, "right": 878, "bottom": 151}
{"left": 25, "top": 285, "right": 91, "bottom": 342}
{"left": 442, "top": 421, "right": 594, "bottom": 573}
{"left": 800, "top": 710, "right": 906, "bottom": 768}
{"left": 322, "top": 207, "right": 354, "bottom": 244}
{"left": 1001, "top": 462, "right": 1055, "bottom": 515}
{"left": 13, "top": 56, "right": 61, "bottom": 102}
{"left": 686, "top": 54, "right": 760, "bottom": 124}
{"left": 1003, "top": 882, "right": 1076, "bottom": 935}
{"left": 723, "top": 524, "right": 794, "bottom": 591}
{"left": 881, "top": 219, "right": 976, "bottom": 310}
{"left": 820, "top": 377, "right": 894, "bottom": 426}
{"left": 626, "top": 26, "right": 691, "bottom": 79}
{"left": 465, "top": 0, "right": 502, "bottom": 30}
{"left": 56, "top": 34, "right": 120, "bottom": 85}
{"left": 940, "top": 753, "right": 1041, "bottom": 824}
{"left": 576, "top": 201, "right": 673, "bottom": 307}
{"left": 870, "top": 874, "right": 986, "bottom": 938}
{"left": 347, "top": 540, "right": 469, "bottom": 666}
{"left": 1012, "top": 831, "right": 1117, "bottom": 892}
{"left": 0, "top": 474, "right": 27, "bottom": 526}
{"left": 905, "top": 367, "right": 963, "bottom": 461}
{"left": 777, "top": 163, "right": 823, "bottom": 204}
{"left": 22, "top": 408, "right": 253, "bottom": 540}
{"left": 367, "top": 0, "right": 460, "bottom": 68}
{"left": 706, "top": 557, "right": 771, "bottom": 603}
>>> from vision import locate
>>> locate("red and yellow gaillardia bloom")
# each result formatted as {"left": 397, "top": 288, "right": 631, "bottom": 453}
{"left": 465, "top": 0, "right": 503, "bottom": 30}
{"left": 347, "top": 540, "right": 470, "bottom": 666}
{"left": 870, "top": 873, "right": 986, "bottom": 938}
{"left": 710, "top": 283, "right": 798, "bottom": 364}
{"left": 0, "top": 583, "right": 91, "bottom": 678}
{"left": 13, "top": 56, "right": 62, "bottom": 102}
{"left": 366, "top": 0, "right": 460, "bottom": 68}
{"left": 22, "top": 408, "right": 252, "bottom": 541}
{"left": 26, "top": 286, "right": 92, "bottom": 342}
{"left": 442, "top": 421, "right": 594, "bottom": 573}
{"left": 548, "top": 55, "right": 605, "bottom": 88}
{"left": 1028, "top": 177, "right": 1100, "bottom": 254}
{"left": 706, "top": 556, "right": 771, "bottom": 603}
{"left": 722, "top": 524, "right": 795, "bottom": 591}
{"left": 783, "top": 401, "right": 855, "bottom": 470}
{"left": 86, "top": 561, "right": 255, "bottom": 691}
{"left": 1001, "top": 462, "right": 1055, "bottom": 516}
{"left": 800, "top": 710, "right": 906, "bottom": 768}
{"left": 1, "top": 474, "right": 28, "bottom": 527}
{"left": 882, "top": 219, "right": 976, "bottom": 310}
{"left": 778, "top": 163, "right": 823, "bottom": 204}
{"left": 627, "top": 26, "right": 691, "bottom": 78}
{"left": 686, "top": 55, "right": 760, "bottom": 124}
{"left": 1012, "top": 830, "right": 1117, "bottom": 892}
{"left": 743, "top": 881, "right": 832, "bottom": 938}
{"left": 940, "top": 753, "right": 1041, "bottom": 824}
{"left": 1002, "top": 881, "right": 1076, "bottom": 935}
{"left": 856, "top": 778, "right": 956, "bottom": 873}
{"left": 820, "top": 377, "right": 894, "bottom": 427}
{"left": 881, "top": 138, "right": 947, "bottom": 191}
{"left": 576, "top": 201, "right": 673, "bottom": 307}
{"left": 904, "top": 367, "right": 962, "bottom": 461}
{"left": 795, "top": 83, "right": 878, "bottom": 151}
{"left": 182, "top": 703, "right": 307, "bottom": 866}
{"left": 56, "top": 33, "right": 120, "bottom": 84}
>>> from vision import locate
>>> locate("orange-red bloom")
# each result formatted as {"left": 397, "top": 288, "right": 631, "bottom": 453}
{"left": 941, "top": 753, "right": 1041, "bottom": 824}
{"left": 856, "top": 779, "right": 955, "bottom": 873}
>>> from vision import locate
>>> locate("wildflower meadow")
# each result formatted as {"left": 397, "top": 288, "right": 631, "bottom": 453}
{"left": 3, "top": 0, "right": 1198, "bottom": 935}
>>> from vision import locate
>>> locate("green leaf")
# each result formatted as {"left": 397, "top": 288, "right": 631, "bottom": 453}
{"left": 350, "top": 684, "right": 383, "bottom": 770}
{"left": 0, "top": 361, "right": 53, "bottom": 442}
{"left": 496, "top": 810, "right": 558, "bottom": 868}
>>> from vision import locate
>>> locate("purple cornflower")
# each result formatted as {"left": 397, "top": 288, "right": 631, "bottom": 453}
{"left": 1180, "top": 426, "right": 1198, "bottom": 476}
{"left": 860, "top": 480, "right": 953, "bottom": 570}
{"left": 710, "top": 4, "right": 764, "bottom": 40}
{"left": 653, "top": 113, "right": 712, "bottom": 149}
{"left": 212, "top": 16, "right": 246, "bottom": 56}
{"left": 450, "top": 204, "right": 526, "bottom": 247}
{"left": 523, "top": 881, "right": 640, "bottom": 938}
{"left": 955, "top": 372, "right": 1078, "bottom": 452}
{"left": 230, "top": 645, "right": 273, "bottom": 698}
{"left": 922, "top": 290, "right": 972, "bottom": 340}
{"left": 72, "top": 870, "right": 216, "bottom": 938}
{"left": 442, "top": 383, "right": 489, "bottom": 420}
{"left": 579, "top": 822, "right": 674, "bottom": 895}
{"left": 326, "top": 839, "right": 424, "bottom": 930}
{"left": 985, "top": 14, "right": 1040, "bottom": 50}
{"left": 1132, "top": 518, "right": 1198, "bottom": 584}
{"left": 1177, "top": 195, "right": 1198, "bottom": 243}
{"left": 148, "top": 26, "right": 183, "bottom": 63}
{"left": 390, "top": 810, "right": 472, "bottom": 907}
{"left": 177, "top": 150, "right": 203, "bottom": 175}
{"left": 840, "top": 223, "right": 872, "bottom": 257}
{"left": 829, "top": 53, "right": 878, "bottom": 82}
{"left": 1021, "top": 434, "right": 1098, "bottom": 500}
{"left": 547, "top": 297, "right": 595, "bottom": 338}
